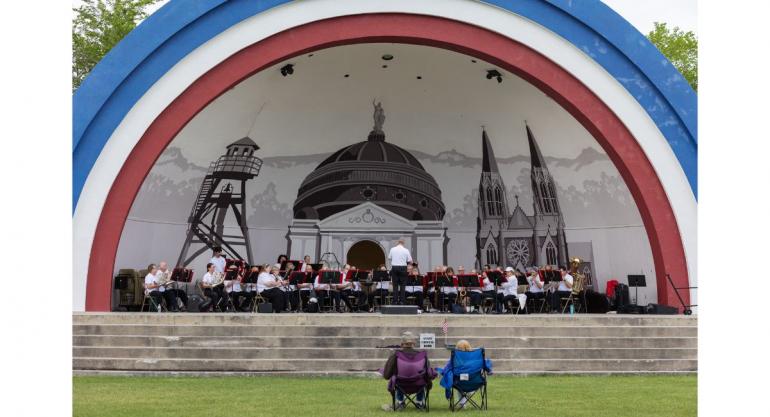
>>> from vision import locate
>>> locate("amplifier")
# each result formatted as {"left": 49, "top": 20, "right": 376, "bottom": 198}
{"left": 645, "top": 303, "right": 679, "bottom": 315}
{"left": 380, "top": 305, "right": 418, "bottom": 315}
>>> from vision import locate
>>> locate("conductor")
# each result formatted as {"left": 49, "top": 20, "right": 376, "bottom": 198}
{"left": 388, "top": 238, "right": 412, "bottom": 305}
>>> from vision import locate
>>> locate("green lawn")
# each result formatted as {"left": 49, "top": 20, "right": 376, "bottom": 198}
{"left": 73, "top": 375, "right": 696, "bottom": 417}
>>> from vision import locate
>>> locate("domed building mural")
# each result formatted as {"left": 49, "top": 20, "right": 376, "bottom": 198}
{"left": 103, "top": 41, "right": 688, "bottom": 308}
{"left": 288, "top": 102, "right": 448, "bottom": 270}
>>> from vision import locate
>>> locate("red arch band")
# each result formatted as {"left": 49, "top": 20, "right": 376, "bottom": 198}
{"left": 86, "top": 13, "right": 690, "bottom": 311}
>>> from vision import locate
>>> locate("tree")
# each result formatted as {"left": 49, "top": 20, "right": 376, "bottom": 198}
{"left": 647, "top": 22, "right": 698, "bottom": 91}
{"left": 72, "top": 0, "right": 160, "bottom": 92}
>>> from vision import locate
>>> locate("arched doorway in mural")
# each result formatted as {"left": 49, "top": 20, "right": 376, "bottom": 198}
{"left": 347, "top": 240, "right": 385, "bottom": 271}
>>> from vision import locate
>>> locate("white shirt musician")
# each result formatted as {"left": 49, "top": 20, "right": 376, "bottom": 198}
{"left": 527, "top": 269, "right": 545, "bottom": 294}
{"left": 144, "top": 263, "right": 177, "bottom": 312}
{"left": 200, "top": 263, "right": 225, "bottom": 312}
{"left": 155, "top": 261, "right": 187, "bottom": 311}
{"left": 257, "top": 268, "right": 280, "bottom": 294}
{"left": 145, "top": 264, "right": 163, "bottom": 295}
{"left": 405, "top": 265, "right": 422, "bottom": 293}
{"left": 299, "top": 255, "right": 312, "bottom": 273}
{"left": 210, "top": 249, "right": 226, "bottom": 274}
{"left": 480, "top": 275, "right": 494, "bottom": 292}
{"left": 558, "top": 271, "right": 574, "bottom": 292}
{"left": 501, "top": 267, "right": 527, "bottom": 312}
{"left": 256, "top": 265, "right": 287, "bottom": 312}
{"left": 388, "top": 243, "right": 412, "bottom": 267}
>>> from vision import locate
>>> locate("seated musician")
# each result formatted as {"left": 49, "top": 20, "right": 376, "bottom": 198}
{"left": 200, "top": 262, "right": 225, "bottom": 312}
{"left": 144, "top": 263, "right": 176, "bottom": 311}
{"left": 440, "top": 266, "right": 459, "bottom": 312}
{"left": 240, "top": 265, "right": 260, "bottom": 311}
{"left": 525, "top": 267, "right": 545, "bottom": 307}
{"left": 368, "top": 264, "right": 391, "bottom": 312}
{"left": 313, "top": 263, "right": 345, "bottom": 312}
{"left": 549, "top": 266, "right": 573, "bottom": 313}
{"left": 477, "top": 270, "right": 495, "bottom": 307}
{"left": 338, "top": 264, "right": 366, "bottom": 312}
{"left": 297, "top": 264, "right": 315, "bottom": 310}
{"left": 281, "top": 261, "right": 297, "bottom": 312}
{"left": 257, "top": 264, "right": 287, "bottom": 312}
{"left": 405, "top": 264, "right": 424, "bottom": 310}
{"left": 467, "top": 269, "right": 484, "bottom": 310}
{"left": 155, "top": 261, "right": 187, "bottom": 311}
{"left": 223, "top": 264, "right": 246, "bottom": 312}
{"left": 501, "top": 267, "right": 527, "bottom": 313}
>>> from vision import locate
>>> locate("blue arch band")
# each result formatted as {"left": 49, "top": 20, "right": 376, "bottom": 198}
{"left": 72, "top": 0, "right": 697, "bottom": 211}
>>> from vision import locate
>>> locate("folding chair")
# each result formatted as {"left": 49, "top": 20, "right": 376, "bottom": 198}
{"left": 438, "top": 348, "right": 492, "bottom": 411}
{"left": 527, "top": 295, "right": 548, "bottom": 313}
{"left": 141, "top": 292, "right": 166, "bottom": 312}
{"left": 388, "top": 350, "right": 436, "bottom": 412}
{"left": 561, "top": 274, "right": 587, "bottom": 313}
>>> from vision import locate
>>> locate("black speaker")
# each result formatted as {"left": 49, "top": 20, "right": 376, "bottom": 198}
{"left": 645, "top": 303, "right": 678, "bottom": 315}
{"left": 613, "top": 283, "right": 630, "bottom": 310}
{"left": 114, "top": 276, "right": 129, "bottom": 290}
{"left": 380, "top": 305, "right": 418, "bottom": 315}
{"left": 584, "top": 290, "right": 609, "bottom": 313}
{"left": 258, "top": 303, "right": 273, "bottom": 313}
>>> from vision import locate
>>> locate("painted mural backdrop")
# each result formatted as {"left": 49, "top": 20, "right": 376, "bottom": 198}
{"left": 116, "top": 44, "right": 656, "bottom": 302}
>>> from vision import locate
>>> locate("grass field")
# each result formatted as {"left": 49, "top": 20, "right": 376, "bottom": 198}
{"left": 73, "top": 375, "right": 696, "bottom": 417}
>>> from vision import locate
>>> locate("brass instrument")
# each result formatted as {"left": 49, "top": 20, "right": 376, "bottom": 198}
{"left": 569, "top": 257, "right": 586, "bottom": 294}
{"left": 203, "top": 271, "right": 225, "bottom": 288}
{"left": 156, "top": 270, "right": 174, "bottom": 289}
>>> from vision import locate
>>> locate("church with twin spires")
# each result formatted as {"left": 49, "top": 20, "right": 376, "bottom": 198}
{"left": 476, "top": 125, "right": 569, "bottom": 271}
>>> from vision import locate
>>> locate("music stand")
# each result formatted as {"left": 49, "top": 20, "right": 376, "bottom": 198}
{"left": 405, "top": 275, "right": 421, "bottom": 287}
{"left": 352, "top": 270, "right": 370, "bottom": 282}
{"left": 487, "top": 271, "right": 505, "bottom": 313}
{"left": 310, "top": 263, "right": 323, "bottom": 273}
{"left": 244, "top": 270, "right": 259, "bottom": 284}
{"left": 627, "top": 274, "right": 646, "bottom": 305}
{"left": 457, "top": 274, "right": 481, "bottom": 288}
{"left": 372, "top": 271, "right": 390, "bottom": 307}
{"left": 435, "top": 274, "right": 453, "bottom": 312}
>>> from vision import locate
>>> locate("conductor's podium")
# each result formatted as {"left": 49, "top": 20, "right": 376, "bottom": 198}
{"left": 73, "top": 313, "right": 697, "bottom": 376}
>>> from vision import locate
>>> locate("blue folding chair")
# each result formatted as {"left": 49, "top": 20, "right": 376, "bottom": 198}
{"left": 437, "top": 348, "right": 492, "bottom": 411}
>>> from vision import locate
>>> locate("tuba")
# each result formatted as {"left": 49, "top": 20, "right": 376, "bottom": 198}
{"left": 569, "top": 257, "right": 585, "bottom": 294}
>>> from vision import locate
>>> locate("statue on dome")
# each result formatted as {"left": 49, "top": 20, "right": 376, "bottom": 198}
{"left": 372, "top": 100, "right": 385, "bottom": 133}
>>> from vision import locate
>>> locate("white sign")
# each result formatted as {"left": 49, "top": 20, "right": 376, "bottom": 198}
{"left": 419, "top": 333, "right": 436, "bottom": 349}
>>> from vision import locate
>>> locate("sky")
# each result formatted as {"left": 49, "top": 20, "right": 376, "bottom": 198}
{"left": 73, "top": 0, "right": 698, "bottom": 36}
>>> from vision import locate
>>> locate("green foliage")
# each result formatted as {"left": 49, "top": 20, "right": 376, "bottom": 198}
{"left": 647, "top": 22, "right": 698, "bottom": 91}
{"left": 72, "top": 0, "right": 159, "bottom": 92}
{"left": 73, "top": 375, "right": 697, "bottom": 417}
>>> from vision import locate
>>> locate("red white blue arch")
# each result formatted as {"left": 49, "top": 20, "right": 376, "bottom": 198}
{"left": 72, "top": 0, "right": 697, "bottom": 311}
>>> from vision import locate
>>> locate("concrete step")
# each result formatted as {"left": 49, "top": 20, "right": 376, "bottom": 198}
{"left": 72, "top": 324, "right": 697, "bottom": 338}
{"left": 73, "top": 312, "right": 697, "bottom": 327}
{"left": 73, "top": 357, "right": 698, "bottom": 373}
{"left": 73, "top": 346, "right": 696, "bottom": 360}
{"left": 72, "top": 313, "right": 698, "bottom": 375}
{"left": 74, "top": 335, "right": 697, "bottom": 349}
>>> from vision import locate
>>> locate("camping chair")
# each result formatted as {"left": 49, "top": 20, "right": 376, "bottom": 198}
{"left": 388, "top": 350, "right": 436, "bottom": 412}
{"left": 438, "top": 348, "right": 492, "bottom": 411}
